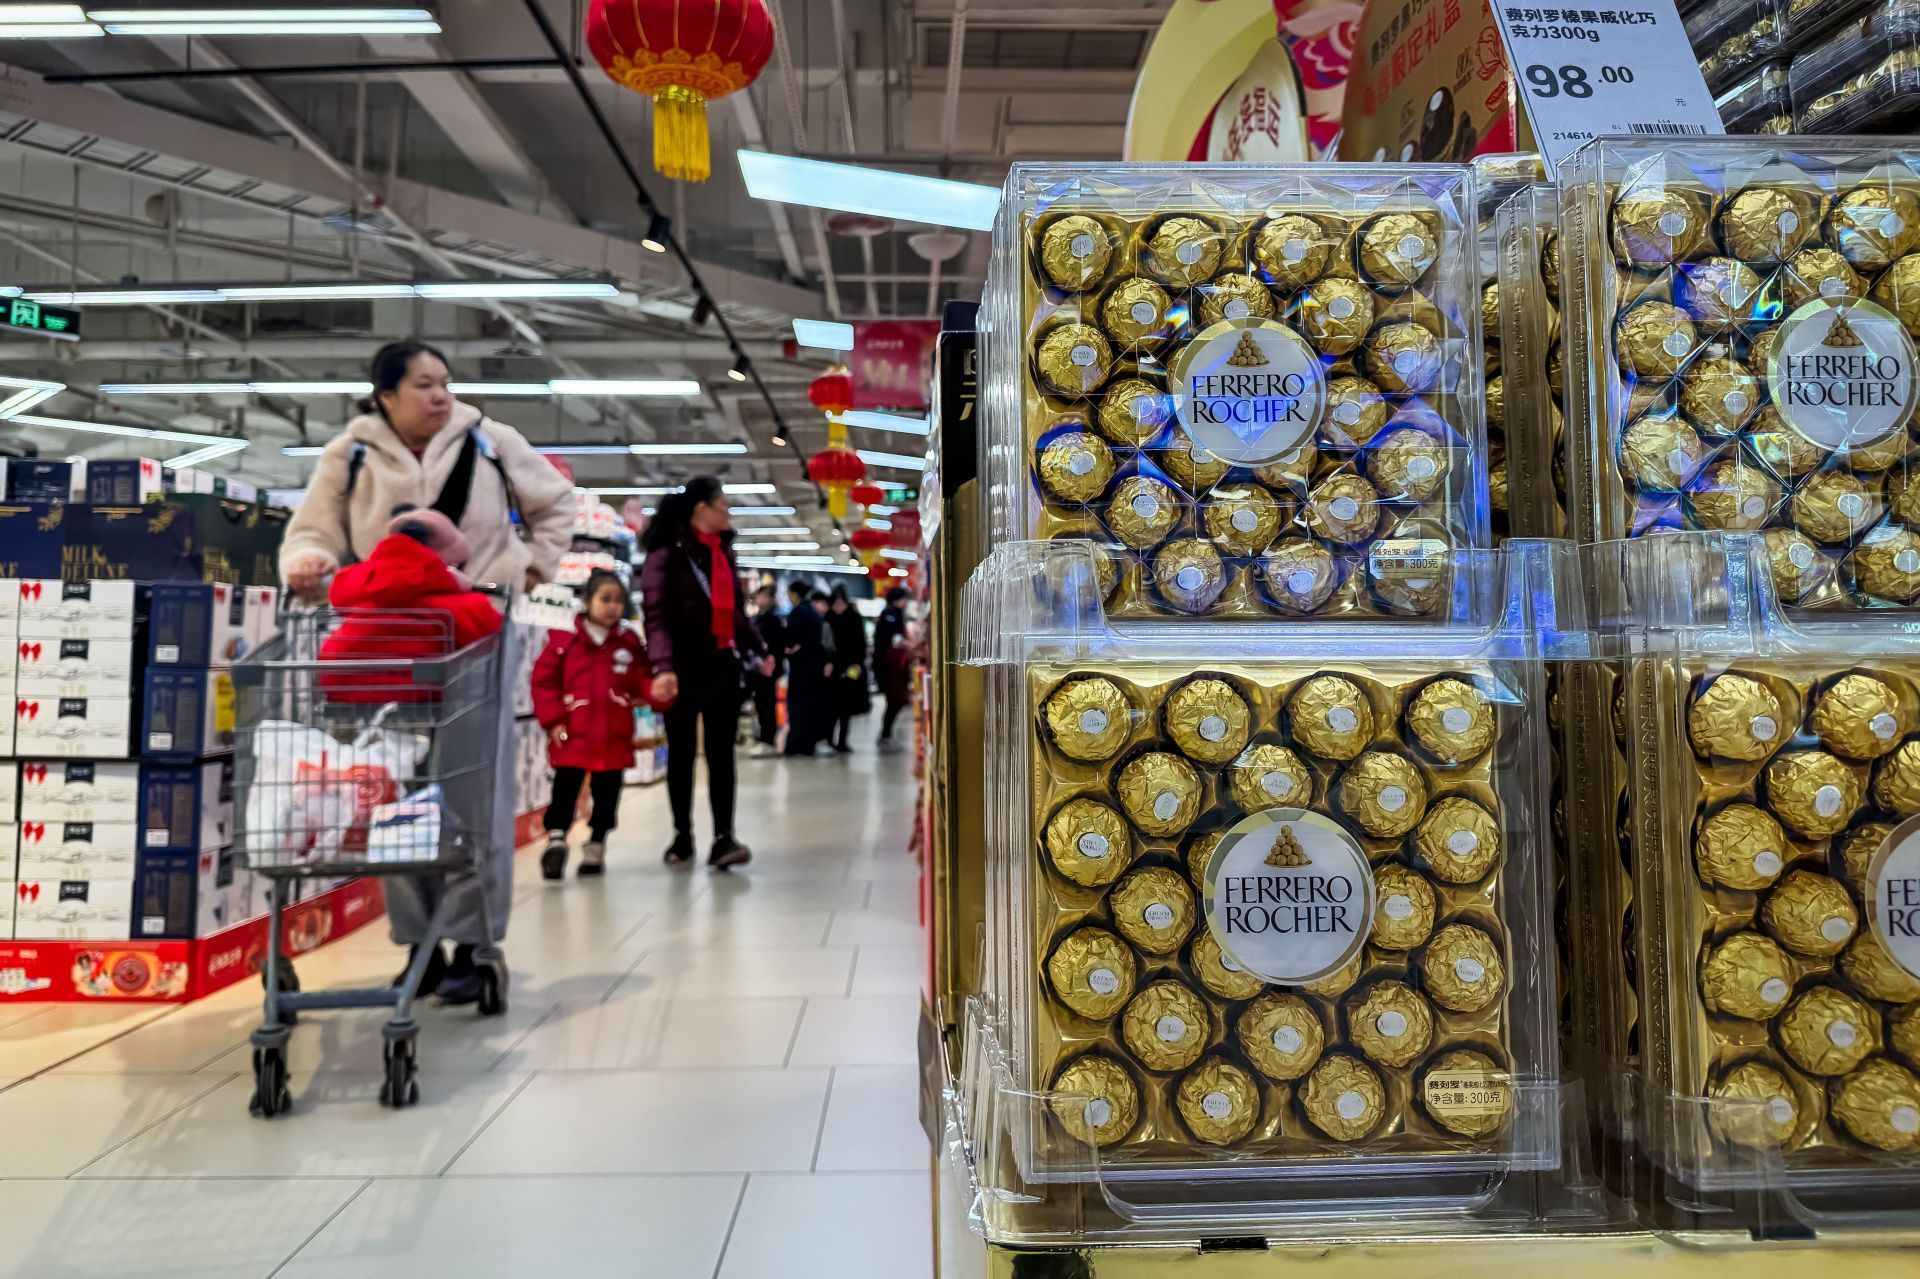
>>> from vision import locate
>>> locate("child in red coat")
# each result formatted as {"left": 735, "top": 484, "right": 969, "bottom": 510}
{"left": 530, "top": 570, "right": 654, "bottom": 879}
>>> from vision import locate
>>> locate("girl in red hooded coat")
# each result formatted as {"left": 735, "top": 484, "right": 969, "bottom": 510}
{"left": 530, "top": 570, "right": 654, "bottom": 880}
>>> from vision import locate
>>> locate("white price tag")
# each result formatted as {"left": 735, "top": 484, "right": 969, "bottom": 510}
{"left": 1491, "top": 0, "right": 1722, "bottom": 171}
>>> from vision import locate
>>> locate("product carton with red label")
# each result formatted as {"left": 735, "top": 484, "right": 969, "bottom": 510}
{"left": 14, "top": 696, "right": 133, "bottom": 759}
{"left": 19, "top": 760, "right": 141, "bottom": 824}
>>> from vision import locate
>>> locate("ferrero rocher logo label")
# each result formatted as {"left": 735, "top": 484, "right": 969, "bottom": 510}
{"left": 1204, "top": 808, "right": 1372, "bottom": 985}
{"left": 1867, "top": 817, "right": 1920, "bottom": 981}
{"left": 1769, "top": 297, "right": 1916, "bottom": 453}
{"left": 1172, "top": 318, "right": 1327, "bottom": 467}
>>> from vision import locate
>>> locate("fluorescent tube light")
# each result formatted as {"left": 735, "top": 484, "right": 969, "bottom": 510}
{"left": 627, "top": 442, "right": 747, "bottom": 455}
{"left": 29, "top": 279, "right": 615, "bottom": 306}
{"left": 92, "top": 11, "right": 441, "bottom": 35}
{"left": 738, "top": 527, "right": 812, "bottom": 535}
{"left": 26, "top": 289, "right": 222, "bottom": 305}
{"left": 590, "top": 482, "right": 777, "bottom": 496}
{"left": 880, "top": 547, "right": 917, "bottom": 561}
{"left": 98, "top": 382, "right": 248, "bottom": 395}
{"left": 738, "top": 150, "right": 998, "bottom": 232}
{"left": 0, "top": 375, "right": 64, "bottom": 418}
{"left": 102, "top": 20, "right": 439, "bottom": 32}
{"left": 448, "top": 383, "right": 551, "bottom": 397}
{"left": 165, "top": 439, "right": 249, "bottom": 468}
{"left": 0, "top": 21, "right": 100, "bottom": 35}
{"left": 866, "top": 503, "right": 898, "bottom": 515}
{"left": 735, "top": 541, "right": 819, "bottom": 552}
{"left": 0, "top": 6, "right": 88, "bottom": 20}
{"left": 730, "top": 505, "right": 797, "bottom": 516}
{"left": 14, "top": 413, "right": 230, "bottom": 444}
{"left": 855, "top": 448, "right": 927, "bottom": 471}
{"left": 89, "top": 7, "right": 435, "bottom": 18}
{"left": 836, "top": 410, "right": 929, "bottom": 436}
{"left": 282, "top": 445, "right": 325, "bottom": 457}
{"left": 251, "top": 381, "right": 373, "bottom": 395}
{"left": 721, "top": 483, "right": 778, "bottom": 494}
{"left": 417, "top": 281, "right": 616, "bottom": 300}
{"left": 792, "top": 318, "right": 855, "bottom": 351}
{"left": 534, "top": 445, "right": 633, "bottom": 456}
{"left": 218, "top": 283, "right": 413, "bottom": 301}
{"left": 862, "top": 518, "right": 890, "bottom": 531}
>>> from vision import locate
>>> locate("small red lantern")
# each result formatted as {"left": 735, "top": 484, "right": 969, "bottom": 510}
{"left": 808, "top": 364, "right": 855, "bottom": 418}
{"left": 848, "top": 525, "right": 890, "bottom": 568}
{"left": 888, "top": 508, "right": 922, "bottom": 551}
{"left": 867, "top": 561, "right": 892, "bottom": 583}
{"left": 585, "top": 0, "right": 774, "bottom": 182}
{"left": 849, "top": 481, "right": 887, "bottom": 510}
{"left": 807, "top": 446, "right": 865, "bottom": 519}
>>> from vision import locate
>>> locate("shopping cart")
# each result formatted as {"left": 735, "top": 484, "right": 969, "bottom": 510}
{"left": 229, "top": 602, "right": 509, "bottom": 1117}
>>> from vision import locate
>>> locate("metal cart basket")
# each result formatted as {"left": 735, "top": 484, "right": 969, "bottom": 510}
{"left": 230, "top": 605, "right": 508, "bottom": 1117}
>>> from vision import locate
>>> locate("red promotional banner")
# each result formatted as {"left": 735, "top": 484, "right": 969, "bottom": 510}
{"left": 849, "top": 320, "right": 941, "bottom": 411}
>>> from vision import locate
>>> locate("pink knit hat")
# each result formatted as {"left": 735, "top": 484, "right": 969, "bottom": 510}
{"left": 388, "top": 506, "right": 472, "bottom": 568}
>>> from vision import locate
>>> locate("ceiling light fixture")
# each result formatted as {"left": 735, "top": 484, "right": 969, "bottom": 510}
{"left": 626, "top": 442, "right": 748, "bottom": 456}
{"left": 726, "top": 353, "right": 749, "bottom": 383}
{"left": 14, "top": 413, "right": 231, "bottom": 445}
{"left": 880, "top": 547, "right": 917, "bottom": 561}
{"left": 835, "top": 409, "right": 929, "bottom": 436}
{"left": 28, "top": 279, "right": 619, "bottom": 306}
{"left": 855, "top": 448, "right": 927, "bottom": 472}
{"left": 282, "top": 445, "right": 324, "bottom": 457}
{"left": 733, "top": 526, "right": 812, "bottom": 535}
{"left": 734, "top": 541, "right": 820, "bottom": 552}
{"left": 642, "top": 212, "right": 670, "bottom": 254}
{"left": 738, "top": 150, "right": 998, "bottom": 232}
{"left": 550, "top": 378, "right": 700, "bottom": 397}
{"left": 729, "top": 505, "right": 797, "bottom": 516}
{"left": 585, "top": 483, "right": 773, "bottom": 497}
{"left": 690, "top": 295, "right": 714, "bottom": 327}
{"left": 0, "top": 4, "right": 99, "bottom": 35}
{"left": 90, "top": 8, "right": 441, "bottom": 36}
{"left": 533, "top": 445, "right": 633, "bottom": 456}
{"left": 165, "top": 439, "right": 249, "bottom": 468}
{"left": 866, "top": 503, "right": 898, "bottom": 516}
{"left": 0, "top": 375, "right": 65, "bottom": 418}
{"left": 770, "top": 430, "right": 788, "bottom": 448}
{"left": 791, "top": 318, "right": 855, "bottom": 351}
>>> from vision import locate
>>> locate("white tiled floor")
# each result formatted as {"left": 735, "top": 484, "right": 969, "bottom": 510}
{"left": 0, "top": 748, "right": 932, "bottom": 1278}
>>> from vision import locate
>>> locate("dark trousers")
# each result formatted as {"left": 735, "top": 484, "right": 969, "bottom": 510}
{"left": 880, "top": 695, "right": 908, "bottom": 740}
{"left": 665, "top": 676, "right": 741, "bottom": 837}
{"left": 749, "top": 673, "right": 780, "bottom": 744}
{"left": 545, "top": 766, "right": 623, "bottom": 842}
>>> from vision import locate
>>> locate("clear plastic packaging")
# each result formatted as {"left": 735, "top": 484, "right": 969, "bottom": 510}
{"left": 1783, "top": 0, "right": 1877, "bottom": 47}
{"left": 1789, "top": 0, "right": 1920, "bottom": 134}
{"left": 979, "top": 164, "right": 1489, "bottom": 622}
{"left": 1474, "top": 155, "right": 1547, "bottom": 544}
{"left": 1557, "top": 137, "right": 1920, "bottom": 609}
{"left": 954, "top": 538, "right": 1575, "bottom": 1234}
{"left": 1689, "top": 0, "right": 1789, "bottom": 91}
{"left": 1494, "top": 183, "right": 1568, "bottom": 541}
{"left": 1716, "top": 62, "right": 1797, "bottom": 134}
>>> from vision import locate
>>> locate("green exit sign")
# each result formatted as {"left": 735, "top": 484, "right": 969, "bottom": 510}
{"left": 2, "top": 298, "right": 81, "bottom": 342}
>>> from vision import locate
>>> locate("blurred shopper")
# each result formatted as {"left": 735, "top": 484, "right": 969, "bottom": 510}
{"left": 783, "top": 589, "right": 834, "bottom": 757}
{"left": 640, "top": 476, "right": 767, "bottom": 870}
{"left": 747, "top": 583, "right": 786, "bottom": 757}
{"left": 532, "top": 571, "right": 656, "bottom": 881}
{"left": 872, "top": 586, "right": 915, "bottom": 753}
{"left": 279, "top": 339, "right": 571, "bottom": 1003}
{"left": 826, "top": 586, "right": 870, "bottom": 753}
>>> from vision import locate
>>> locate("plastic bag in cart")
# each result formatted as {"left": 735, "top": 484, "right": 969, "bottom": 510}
{"left": 242, "top": 716, "right": 427, "bottom": 861}
{"left": 364, "top": 783, "right": 444, "bottom": 864}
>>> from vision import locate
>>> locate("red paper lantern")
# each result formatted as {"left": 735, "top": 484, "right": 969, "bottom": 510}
{"left": 585, "top": 0, "right": 773, "bottom": 183}
{"left": 808, "top": 364, "right": 855, "bottom": 418}
{"left": 807, "top": 446, "right": 865, "bottom": 519}
{"left": 848, "top": 525, "right": 890, "bottom": 568}
{"left": 867, "top": 561, "right": 892, "bottom": 583}
{"left": 849, "top": 482, "right": 887, "bottom": 509}
{"left": 888, "top": 508, "right": 922, "bottom": 551}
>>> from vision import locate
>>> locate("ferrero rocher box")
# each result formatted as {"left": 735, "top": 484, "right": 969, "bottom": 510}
{"left": 980, "top": 163, "right": 1491, "bottom": 622}
{"left": 1608, "top": 533, "right": 1920, "bottom": 1214}
{"left": 959, "top": 539, "right": 1565, "bottom": 1221}
{"left": 1494, "top": 181, "right": 1566, "bottom": 543}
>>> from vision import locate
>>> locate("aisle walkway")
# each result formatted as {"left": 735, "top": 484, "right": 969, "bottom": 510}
{"left": 0, "top": 749, "right": 933, "bottom": 1279}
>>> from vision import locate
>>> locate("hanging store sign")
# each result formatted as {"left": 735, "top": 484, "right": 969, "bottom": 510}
{"left": 848, "top": 320, "right": 940, "bottom": 411}
{"left": 1, "top": 297, "right": 81, "bottom": 342}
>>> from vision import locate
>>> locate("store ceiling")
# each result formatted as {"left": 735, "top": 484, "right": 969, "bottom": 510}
{"left": 0, "top": 0, "right": 1167, "bottom": 539}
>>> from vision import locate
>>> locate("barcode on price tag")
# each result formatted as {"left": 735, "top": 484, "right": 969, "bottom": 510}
{"left": 1491, "top": 0, "right": 1722, "bottom": 171}
{"left": 1423, "top": 1068, "right": 1513, "bottom": 1118}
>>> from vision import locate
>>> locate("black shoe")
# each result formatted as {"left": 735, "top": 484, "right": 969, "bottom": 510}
{"left": 578, "top": 841, "right": 606, "bottom": 876}
{"left": 435, "top": 944, "right": 480, "bottom": 1005}
{"left": 663, "top": 832, "right": 695, "bottom": 867}
{"left": 709, "top": 835, "right": 752, "bottom": 870}
{"left": 540, "top": 833, "right": 568, "bottom": 881}
{"left": 832, "top": 741, "right": 852, "bottom": 754}
{"left": 392, "top": 944, "right": 448, "bottom": 997}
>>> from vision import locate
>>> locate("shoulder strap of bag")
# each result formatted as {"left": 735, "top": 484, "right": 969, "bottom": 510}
{"left": 430, "top": 429, "right": 481, "bottom": 525}
{"left": 344, "top": 441, "right": 367, "bottom": 499}
{"left": 447, "top": 423, "right": 526, "bottom": 537}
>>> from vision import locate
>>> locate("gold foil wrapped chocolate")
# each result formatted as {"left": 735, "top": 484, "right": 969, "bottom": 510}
{"left": 1165, "top": 676, "right": 1253, "bottom": 765}
{"left": 1142, "top": 215, "right": 1228, "bottom": 289}
{"left": 1746, "top": 412, "right": 1823, "bottom": 481}
{"left": 1481, "top": 281, "right": 1501, "bottom": 345}
{"left": 1110, "top": 865, "right": 1198, "bottom": 958}
{"left": 1290, "top": 675, "right": 1376, "bottom": 760}
{"left": 1043, "top": 797, "right": 1134, "bottom": 888}
{"left": 1851, "top": 526, "right": 1920, "bottom": 605}
{"left": 1094, "top": 375, "right": 1174, "bottom": 448}
{"left": 1676, "top": 256, "right": 1764, "bottom": 331}
{"left": 1620, "top": 411, "right": 1707, "bottom": 492}
{"left": 1485, "top": 375, "right": 1505, "bottom": 434}
{"left": 1303, "top": 950, "right": 1366, "bottom": 998}
{"left": 1048, "top": 926, "right": 1139, "bottom": 1020}
{"left": 1833, "top": 1058, "right": 1920, "bottom": 1152}
{"left": 1301, "top": 1054, "right": 1386, "bottom": 1141}
{"left": 1176, "top": 1057, "right": 1262, "bottom": 1145}
{"left": 1197, "top": 271, "right": 1276, "bottom": 327}
{"left": 1192, "top": 929, "right": 1264, "bottom": 1001}
{"left": 1784, "top": 246, "right": 1867, "bottom": 310}
{"left": 1761, "top": 528, "right": 1836, "bottom": 604}
{"left": 1837, "top": 820, "right": 1895, "bottom": 896}
{"left": 1299, "top": 276, "right": 1375, "bottom": 356}
{"left": 1156, "top": 424, "right": 1231, "bottom": 493}
{"left": 1321, "top": 376, "right": 1392, "bottom": 450}
{"left": 1421, "top": 1048, "right": 1512, "bottom": 1138}
{"left": 1253, "top": 213, "right": 1336, "bottom": 290}
{"left": 1406, "top": 677, "right": 1495, "bottom": 766}
{"left": 1689, "top": 456, "right": 1782, "bottom": 532}
{"left": 1346, "top": 980, "right": 1434, "bottom": 1068}
{"left": 1893, "top": 1005, "right": 1920, "bottom": 1067}
{"left": 1829, "top": 185, "right": 1920, "bottom": 272}
{"left": 1357, "top": 212, "right": 1440, "bottom": 291}
{"left": 1872, "top": 254, "right": 1920, "bottom": 338}
{"left": 1696, "top": 803, "right": 1790, "bottom": 891}
{"left": 1366, "top": 427, "right": 1450, "bottom": 505}
{"left": 1841, "top": 934, "right": 1920, "bottom": 1003}
{"left": 1768, "top": 751, "right": 1865, "bottom": 839}
{"left": 1363, "top": 321, "right": 1442, "bottom": 396}
{"left": 1421, "top": 922, "right": 1505, "bottom": 1013}
{"left": 1875, "top": 739, "right": 1920, "bottom": 815}
{"left": 1304, "top": 472, "right": 1382, "bottom": 545}
{"left": 1541, "top": 227, "right": 1562, "bottom": 301}
{"left": 1237, "top": 992, "right": 1325, "bottom": 1081}
{"left": 1151, "top": 538, "right": 1229, "bottom": 614}
{"left": 1372, "top": 862, "right": 1437, "bottom": 951}
{"left": 1690, "top": 674, "right": 1786, "bottom": 762}
{"left": 1810, "top": 673, "right": 1911, "bottom": 760}
{"left": 1258, "top": 539, "right": 1338, "bottom": 614}
{"left": 1763, "top": 870, "right": 1860, "bottom": 957}
{"left": 1106, "top": 475, "right": 1181, "bottom": 550}
{"left": 1037, "top": 429, "right": 1116, "bottom": 506}
{"left": 1367, "top": 528, "right": 1451, "bottom": 618}
{"left": 1185, "top": 829, "right": 1225, "bottom": 889}
{"left": 1043, "top": 675, "right": 1132, "bottom": 762}
{"left": 1415, "top": 797, "right": 1501, "bottom": 884}
{"left": 1036, "top": 214, "right": 1117, "bottom": 293}
{"left": 1780, "top": 985, "right": 1878, "bottom": 1076}
{"left": 1116, "top": 754, "right": 1204, "bottom": 840}
{"left": 1227, "top": 743, "right": 1314, "bottom": 812}
{"left": 1718, "top": 185, "right": 1820, "bottom": 266}
{"left": 1251, "top": 439, "right": 1318, "bottom": 494}
{"left": 1710, "top": 1059, "right": 1802, "bottom": 1147}
{"left": 1617, "top": 301, "right": 1700, "bottom": 378}
{"left": 1050, "top": 1053, "right": 1141, "bottom": 1147}
{"left": 1888, "top": 464, "right": 1920, "bottom": 527}
{"left": 1100, "top": 277, "right": 1178, "bottom": 351}
{"left": 1338, "top": 750, "right": 1428, "bottom": 839}
{"left": 1701, "top": 931, "right": 1795, "bottom": 1020}
{"left": 1035, "top": 322, "right": 1113, "bottom": 399}
{"left": 1202, "top": 485, "right": 1286, "bottom": 557}
{"left": 1612, "top": 187, "right": 1708, "bottom": 269}
{"left": 1678, "top": 349, "right": 1760, "bottom": 437}
{"left": 1121, "top": 979, "right": 1211, "bottom": 1072}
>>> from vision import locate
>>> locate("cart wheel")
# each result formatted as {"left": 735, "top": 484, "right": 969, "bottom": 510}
{"left": 249, "top": 1046, "right": 291, "bottom": 1119}
{"left": 476, "top": 962, "right": 508, "bottom": 1017}
{"left": 379, "top": 1038, "right": 418, "bottom": 1108}
{"left": 261, "top": 960, "right": 300, "bottom": 1024}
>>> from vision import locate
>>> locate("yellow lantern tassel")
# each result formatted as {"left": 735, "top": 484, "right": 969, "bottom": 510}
{"left": 828, "top": 487, "right": 849, "bottom": 520}
{"left": 652, "top": 84, "right": 712, "bottom": 182}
